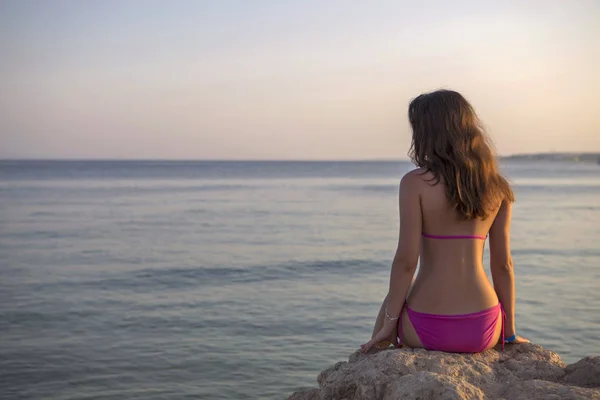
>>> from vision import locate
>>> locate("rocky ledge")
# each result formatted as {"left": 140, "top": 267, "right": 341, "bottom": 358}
{"left": 288, "top": 344, "right": 599, "bottom": 399}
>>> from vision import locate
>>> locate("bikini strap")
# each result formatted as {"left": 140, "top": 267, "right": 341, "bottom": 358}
{"left": 501, "top": 304, "right": 505, "bottom": 350}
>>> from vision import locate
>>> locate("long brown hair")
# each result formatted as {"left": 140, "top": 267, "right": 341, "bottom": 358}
{"left": 408, "top": 89, "right": 514, "bottom": 220}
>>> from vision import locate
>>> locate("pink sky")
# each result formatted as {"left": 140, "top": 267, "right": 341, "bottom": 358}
{"left": 1, "top": 0, "right": 599, "bottom": 159}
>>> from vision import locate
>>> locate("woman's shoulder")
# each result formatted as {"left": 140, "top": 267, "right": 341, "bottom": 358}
{"left": 401, "top": 168, "right": 434, "bottom": 185}
{"left": 399, "top": 168, "right": 433, "bottom": 195}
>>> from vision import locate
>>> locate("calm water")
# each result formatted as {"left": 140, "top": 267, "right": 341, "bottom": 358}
{"left": 1, "top": 160, "right": 599, "bottom": 399}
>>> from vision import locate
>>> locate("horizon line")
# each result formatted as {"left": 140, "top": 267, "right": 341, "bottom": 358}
{"left": 0, "top": 158, "right": 409, "bottom": 163}
{"left": 1, "top": 151, "right": 599, "bottom": 163}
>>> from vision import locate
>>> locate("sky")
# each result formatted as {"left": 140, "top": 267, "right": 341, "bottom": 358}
{"left": 0, "top": 0, "right": 599, "bottom": 160}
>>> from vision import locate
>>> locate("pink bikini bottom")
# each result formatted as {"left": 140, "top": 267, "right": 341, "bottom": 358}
{"left": 398, "top": 303, "right": 505, "bottom": 353}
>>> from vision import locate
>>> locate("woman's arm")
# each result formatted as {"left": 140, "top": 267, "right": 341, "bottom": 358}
{"left": 489, "top": 200, "right": 528, "bottom": 343}
{"left": 361, "top": 172, "right": 422, "bottom": 352}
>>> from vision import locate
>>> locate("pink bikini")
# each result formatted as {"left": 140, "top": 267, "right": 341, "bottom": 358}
{"left": 397, "top": 232, "right": 505, "bottom": 353}
{"left": 421, "top": 232, "right": 487, "bottom": 240}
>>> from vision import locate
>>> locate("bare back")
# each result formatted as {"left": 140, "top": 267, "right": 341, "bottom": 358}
{"left": 407, "top": 169, "right": 501, "bottom": 314}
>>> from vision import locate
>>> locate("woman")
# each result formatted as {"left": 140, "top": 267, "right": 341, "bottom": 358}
{"left": 361, "top": 90, "right": 529, "bottom": 353}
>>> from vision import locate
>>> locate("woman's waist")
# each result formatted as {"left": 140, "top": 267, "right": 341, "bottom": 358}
{"left": 407, "top": 271, "right": 498, "bottom": 314}
{"left": 418, "top": 255, "right": 487, "bottom": 271}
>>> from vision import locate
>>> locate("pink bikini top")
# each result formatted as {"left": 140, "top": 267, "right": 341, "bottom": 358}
{"left": 422, "top": 233, "right": 487, "bottom": 240}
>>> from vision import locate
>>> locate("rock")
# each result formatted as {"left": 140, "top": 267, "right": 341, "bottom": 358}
{"left": 287, "top": 388, "right": 321, "bottom": 400}
{"left": 562, "top": 356, "right": 600, "bottom": 388}
{"left": 287, "top": 344, "right": 600, "bottom": 400}
{"left": 500, "top": 379, "right": 599, "bottom": 400}
{"left": 384, "top": 372, "right": 485, "bottom": 400}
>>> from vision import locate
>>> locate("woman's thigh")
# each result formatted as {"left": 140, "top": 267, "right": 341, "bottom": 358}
{"left": 400, "top": 308, "right": 423, "bottom": 348}
{"left": 484, "top": 309, "right": 503, "bottom": 351}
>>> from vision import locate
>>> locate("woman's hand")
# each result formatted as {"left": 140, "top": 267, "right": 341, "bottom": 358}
{"left": 361, "top": 319, "right": 398, "bottom": 353}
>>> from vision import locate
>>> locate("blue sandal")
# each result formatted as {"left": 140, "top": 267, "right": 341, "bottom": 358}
{"left": 504, "top": 334, "right": 517, "bottom": 344}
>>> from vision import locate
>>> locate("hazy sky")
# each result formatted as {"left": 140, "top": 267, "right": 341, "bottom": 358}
{"left": 1, "top": 0, "right": 599, "bottom": 160}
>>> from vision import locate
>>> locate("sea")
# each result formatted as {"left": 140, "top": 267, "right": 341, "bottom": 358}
{"left": 1, "top": 160, "right": 599, "bottom": 399}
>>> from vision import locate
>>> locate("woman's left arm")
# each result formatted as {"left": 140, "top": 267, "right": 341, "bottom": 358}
{"left": 361, "top": 172, "right": 422, "bottom": 352}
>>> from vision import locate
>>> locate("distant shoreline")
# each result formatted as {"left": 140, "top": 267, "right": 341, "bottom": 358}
{"left": 500, "top": 152, "right": 600, "bottom": 163}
